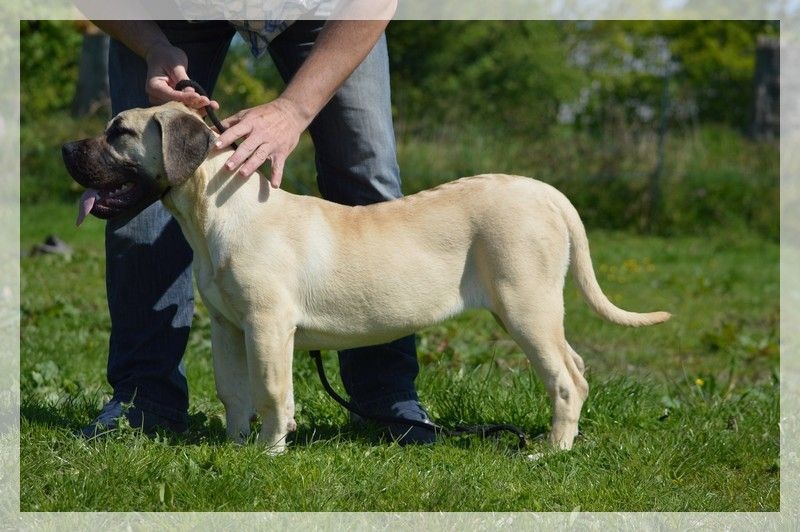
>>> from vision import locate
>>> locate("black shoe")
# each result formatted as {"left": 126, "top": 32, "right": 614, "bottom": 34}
{"left": 351, "top": 399, "right": 437, "bottom": 445}
{"left": 80, "top": 400, "right": 188, "bottom": 438}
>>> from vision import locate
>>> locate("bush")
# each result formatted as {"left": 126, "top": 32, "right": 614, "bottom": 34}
{"left": 20, "top": 21, "right": 778, "bottom": 241}
{"left": 387, "top": 21, "right": 583, "bottom": 135}
{"left": 395, "top": 121, "right": 777, "bottom": 240}
{"left": 20, "top": 21, "right": 83, "bottom": 120}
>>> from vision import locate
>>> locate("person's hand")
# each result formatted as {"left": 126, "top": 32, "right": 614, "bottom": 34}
{"left": 214, "top": 98, "right": 310, "bottom": 187}
{"left": 144, "top": 42, "right": 219, "bottom": 112}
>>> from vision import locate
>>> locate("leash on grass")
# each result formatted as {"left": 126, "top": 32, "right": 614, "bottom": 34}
{"left": 309, "top": 350, "right": 529, "bottom": 450}
{"left": 177, "top": 79, "right": 529, "bottom": 450}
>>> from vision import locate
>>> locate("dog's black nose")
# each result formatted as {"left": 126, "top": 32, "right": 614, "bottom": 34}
{"left": 62, "top": 140, "right": 90, "bottom": 185}
{"left": 62, "top": 141, "right": 78, "bottom": 163}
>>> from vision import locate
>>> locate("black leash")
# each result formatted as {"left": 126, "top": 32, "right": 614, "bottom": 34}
{"left": 177, "top": 78, "right": 529, "bottom": 450}
{"left": 175, "top": 79, "right": 238, "bottom": 149}
{"left": 310, "top": 350, "right": 529, "bottom": 449}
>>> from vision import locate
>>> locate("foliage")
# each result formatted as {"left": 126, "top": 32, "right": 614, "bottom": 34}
{"left": 389, "top": 120, "right": 778, "bottom": 240}
{"left": 20, "top": 20, "right": 779, "bottom": 238}
{"left": 658, "top": 20, "right": 777, "bottom": 127}
{"left": 212, "top": 35, "right": 282, "bottom": 113}
{"left": 20, "top": 20, "right": 777, "bottom": 133}
{"left": 547, "top": 125, "right": 780, "bottom": 238}
{"left": 569, "top": 20, "right": 778, "bottom": 131}
{"left": 20, "top": 21, "right": 83, "bottom": 119}
{"left": 24, "top": 109, "right": 778, "bottom": 241}
{"left": 387, "top": 21, "right": 584, "bottom": 135}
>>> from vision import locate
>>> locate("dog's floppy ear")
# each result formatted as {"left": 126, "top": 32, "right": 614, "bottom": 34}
{"left": 154, "top": 109, "right": 214, "bottom": 186}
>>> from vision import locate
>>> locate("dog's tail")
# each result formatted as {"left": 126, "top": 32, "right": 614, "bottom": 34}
{"left": 551, "top": 186, "right": 671, "bottom": 327}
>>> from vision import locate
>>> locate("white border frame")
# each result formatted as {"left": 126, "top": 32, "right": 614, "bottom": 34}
{"left": 4, "top": 0, "right": 797, "bottom": 527}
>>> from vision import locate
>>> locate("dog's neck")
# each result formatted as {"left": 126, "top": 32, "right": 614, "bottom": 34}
{"left": 161, "top": 149, "right": 277, "bottom": 255}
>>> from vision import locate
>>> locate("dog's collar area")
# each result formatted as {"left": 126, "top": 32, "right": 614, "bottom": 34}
{"left": 309, "top": 349, "right": 530, "bottom": 449}
{"left": 175, "top": 79, "right": 238, "bottom": 150}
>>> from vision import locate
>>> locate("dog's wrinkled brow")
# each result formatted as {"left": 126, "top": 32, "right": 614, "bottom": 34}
{"left": 106, "top": 119, "right": 138, "bottom": 142}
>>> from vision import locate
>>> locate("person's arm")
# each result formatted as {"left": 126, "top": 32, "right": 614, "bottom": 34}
{"left": 91, "top": 21, "right": 217, "bottom": 110}
{"left": 215, "top": 19, "right": 391, "bottom": 186}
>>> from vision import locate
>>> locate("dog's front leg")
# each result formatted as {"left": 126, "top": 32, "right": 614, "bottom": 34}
{"left": 210, "top": 314, "right": 253, "bottom": 442}
{"left": 244, "top": 320, "right": 295, "bottom": 454}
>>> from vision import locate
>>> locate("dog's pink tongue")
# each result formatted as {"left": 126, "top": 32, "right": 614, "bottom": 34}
{"left": 76, "top": 189, "right": 99, "bottom": 227}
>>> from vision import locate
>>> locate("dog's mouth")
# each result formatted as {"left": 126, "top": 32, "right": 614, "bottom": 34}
{"left": 63, "top": 138, "right": 167, "bottom": 226}
{"left": 76, "top": 180, "right": 146, "bottom": 225}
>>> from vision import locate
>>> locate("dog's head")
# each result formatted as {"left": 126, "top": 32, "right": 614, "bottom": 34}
{"left": 62, "top": 102, "right": 215, "bottom": 223}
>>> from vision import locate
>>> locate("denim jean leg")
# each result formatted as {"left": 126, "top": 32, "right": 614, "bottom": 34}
{"left": 268, "top": 22, "right": 420, "bottom": 410}
{"left": 105, "top": 22, "right": 235, "bottom": 423}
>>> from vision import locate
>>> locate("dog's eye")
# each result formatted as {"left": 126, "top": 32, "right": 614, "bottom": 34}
{"left": 106, "top": 124, "right": 137, "bottom": 143}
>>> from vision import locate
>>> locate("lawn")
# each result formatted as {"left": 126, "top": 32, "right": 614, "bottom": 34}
{"left": 15, "top": 17, "right": 783, "bottom": 518}
{"left": 19, "top": 196, "right": 779, "bottom": 511}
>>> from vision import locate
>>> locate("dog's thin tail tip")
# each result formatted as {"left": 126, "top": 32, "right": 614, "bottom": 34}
{"left": 630, "top": 310, "right": 672, "bottom": 327}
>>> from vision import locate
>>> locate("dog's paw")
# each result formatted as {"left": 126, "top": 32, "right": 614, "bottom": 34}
{"left": 264, "top": 442, "right": 287, "bottom": 456}
{"left": 258, "top": 423, "right": 290, "bottom": 454}
{"left": 287, "top": 418, "right": 297, "bottom": 432}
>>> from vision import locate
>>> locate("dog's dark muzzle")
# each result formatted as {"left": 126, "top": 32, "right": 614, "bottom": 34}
{"left": 62, "top": 139, "right": 102, "bottom": 189}
{"left": 62, "top": 138, "right": 166, "bottom": 223}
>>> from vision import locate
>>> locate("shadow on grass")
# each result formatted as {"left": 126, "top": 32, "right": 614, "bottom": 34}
{"left": 22, "top": 394, "right": 548, "bottom": 452}
{"left": 21, "top": 395, "right": 95, "bottom": 433}
{"left": 292, "top": 418, "right": 549, "bottom": 451}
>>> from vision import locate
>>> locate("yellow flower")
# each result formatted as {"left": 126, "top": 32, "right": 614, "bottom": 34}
{"left": 695, "top": 378, "right": 705, "bottom": 387}
{"left": 622, "top": 259, "right": 641, "bottom": 273}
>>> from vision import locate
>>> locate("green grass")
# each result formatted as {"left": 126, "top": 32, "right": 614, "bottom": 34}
{"left": 19, "top": 106, "right": 778, "bottom": 512}
{"left": 20, "top": 197, "right": 779, "bottom": 511}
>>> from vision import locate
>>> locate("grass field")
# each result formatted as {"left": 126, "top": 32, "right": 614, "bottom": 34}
{"left": 15, "top": 19, "right": 784, "bottom": 517}
{"left": 18, "top": 97, "right": 780, "bottom": 512}
{"left": 20, "top": 195, "right": 779, "bottom": 511}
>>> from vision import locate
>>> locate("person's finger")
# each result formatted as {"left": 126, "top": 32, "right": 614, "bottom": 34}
{"left": 148, "top": 80, "right": 212, "bottom": 108}
{"left": 216, "top": 121, "right": 251, "bottom": 151}
{"left": 224, "top": 133, "right": 261, "bottom": 171}
{"left": 237, "top": 144, "right": 272, "bottom": 178}
{"left": 168, "top": 64, "right": 190, "bottom": 84}
{"left": 269, "top": 155, "right": 285, "bottom": 188}
{"left": 175, "top": 85, "right": 216, "bottom": 109}
{"left": 172, "top": 91, "right": 211, "bottom": 108}
{"left": 219, "top": 112, "right": 243, "bottom": 130}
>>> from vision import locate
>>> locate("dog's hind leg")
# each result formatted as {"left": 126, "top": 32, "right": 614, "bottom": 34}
{"left": 244, "top": 320, "right": 295, "bottom": 454}
{"left": 495, "top": 290, "right": 588, "bottom": 450}
{"left": 210, "top": 315, "right": 253, "bottom": 443}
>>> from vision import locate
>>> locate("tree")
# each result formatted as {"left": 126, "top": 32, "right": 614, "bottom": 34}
{"left": 20, "top": 21, "right": 83, "bottom": 120}
{"left": 571, "top": 20, "right": 779, "bottom": 130}
{"left": 71, "top": 21, "right": 109, "bottom": 117}
{"left": 387, "top": 21, "right": 584, "bottom": 134}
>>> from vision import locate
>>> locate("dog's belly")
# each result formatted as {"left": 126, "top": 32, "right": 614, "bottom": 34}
{"left": 292, "top": 299, "right": 471, "bottom": 351}
{"left": 293, "top": 326, "right": 422, "bottom": 351}
{"left": 292, "top": 269, "right": 488, "bottom": 351}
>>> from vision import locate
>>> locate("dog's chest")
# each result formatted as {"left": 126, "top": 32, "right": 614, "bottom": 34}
{"left": 194, "top": 260, "right": 241, "bottom": 324}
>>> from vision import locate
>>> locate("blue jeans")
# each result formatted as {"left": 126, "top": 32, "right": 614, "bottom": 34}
{"left": 105, "top": 21, "right": 420, "bottom": 426}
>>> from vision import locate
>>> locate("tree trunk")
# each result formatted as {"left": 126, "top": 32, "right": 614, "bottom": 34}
{"left": 750, "top": 35, "right": 779, "bottom": 141}
{"left": 71, "top": 22, "right": 109, "bottom": 117}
